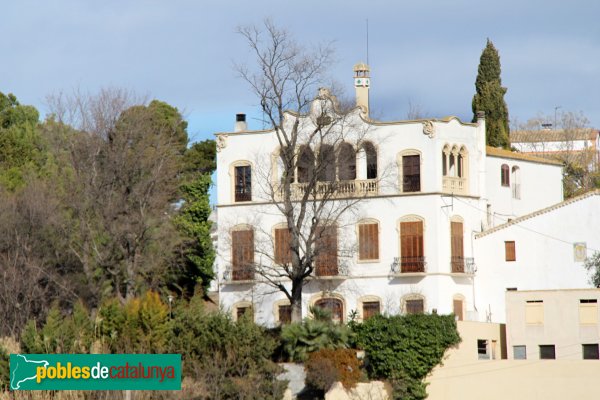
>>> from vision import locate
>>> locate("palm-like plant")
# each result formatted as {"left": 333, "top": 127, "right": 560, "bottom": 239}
{"left": 281, "top": 306, "right": 354, "bottom": 361}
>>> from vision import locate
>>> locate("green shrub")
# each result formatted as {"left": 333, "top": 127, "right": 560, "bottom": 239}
{"left": 305, "top": 348, "right": 361, "bottom": 392}
{"left": 281, "top": 309, "right": 354, "bottom": 362}
{"left": 170, "top": 294, "right": 286, "bottom": 400}
{"left": 352, "top": 314, "right": 461, "bottom": 400}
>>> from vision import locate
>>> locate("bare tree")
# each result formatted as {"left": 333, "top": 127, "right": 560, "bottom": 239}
{"left": 234, "top": 20, "right": 380, "bottom": 322}
{"left": 45, "top": 89, "right": 186, "bottom": 302}
{"left": 513, "top": 110, "right": 599, "bottom": 197}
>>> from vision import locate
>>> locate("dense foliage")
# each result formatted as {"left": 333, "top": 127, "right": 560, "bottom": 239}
{"left": 353, "top": 314, "right": 461, "bottom": 400}
{"left": 472, "top": 39, "right": 510, "bottom": 149}
{"left": 305, "top": 348, "right": 361, "bottom": 391}
{"left": 0, "top": 89, "right": 216, "bottom": 337}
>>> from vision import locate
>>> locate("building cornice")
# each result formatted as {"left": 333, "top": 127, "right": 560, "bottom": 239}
{"left": 475, "top": 189, "right": 600, "bottom": 238}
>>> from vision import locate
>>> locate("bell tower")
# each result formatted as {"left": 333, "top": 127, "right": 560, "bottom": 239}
{"left": 353, "top": 62, "right": 370, "bottom": 116}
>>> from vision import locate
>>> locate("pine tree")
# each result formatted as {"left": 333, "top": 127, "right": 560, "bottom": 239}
{"left": 472, "top": 39, "right": 510, "bottom": 148}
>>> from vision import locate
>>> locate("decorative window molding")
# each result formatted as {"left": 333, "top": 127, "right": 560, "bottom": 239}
{"left": 229, "top": 160, "right": 253, "bottom": 203}
{"left": 357, "top": 295, "right": 382, "bottom": 321}
{"left": 232, "top": 300, "right": 253, "bottom": 321}
{"left": 401, "top": 293, "right": 425, "bottom": 314}
{"left": 397, "top": 149, "right": 422, "bottom": 193}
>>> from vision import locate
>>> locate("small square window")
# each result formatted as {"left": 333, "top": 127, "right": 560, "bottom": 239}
{"left": 405, "top": 299, "right": 424, "bottom": 314}
{"left": 513, "top": 345, "right": 527, "bottom": 360}
{"left": 478, "top": 339, "right": 490, "bottom": 360}
{"left": 539, "top": 345, "right": 556, "bottom": 360}
{"left": 582, "top": 344, "right": 599, "bottom": 360}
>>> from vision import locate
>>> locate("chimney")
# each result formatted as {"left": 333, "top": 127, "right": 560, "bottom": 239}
{"left": 234, "top": 113, "right": 247, "bottom": 132}
{"left": 353, "top": 62, "right": 370, "bottom": 116}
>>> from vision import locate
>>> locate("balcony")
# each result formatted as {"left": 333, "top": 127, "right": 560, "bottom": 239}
{"left": 277, "top": 179, "right": 378, "bottom": 200}
{"left": 442, "top": 176, "right": 467, "bottom": 195}
{"left": 223, "top": 265, "right": 255, "bottom": 283}
{"left": 390, "top": 256, "right": 427, "bottom": 275}
{"left": 450, "top": 257, "right": 475, "bottom": 275}
{"left": 314, "top": 263, "right": 349, "bottom": 279}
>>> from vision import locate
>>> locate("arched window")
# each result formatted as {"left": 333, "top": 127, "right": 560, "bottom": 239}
{"left": 233, "top": 301, "right": 253, "bottom": 321}
{"left": 232, "top": 162, "right": 252, "bottom": 202}
{"left": 442, "top": 149, "right": 448, "bottom": 176}
{"left": 365, "top": 142, "right": 377, "bottom": 179}
{"left": 401, "top": 294, "right": 425, "bottom": 315}
{"left": 317, "top": 144, "right": 336, "bottom": 182}
{"left": 501, "top": 164, "right": 510, "bottom": 187}
{"left": 453, "top": 294, "right": 465, "bottom": 321}
{"left": 399, "top": 216, "right": 425, "bottom": 272}
{"left": 297, "top": 146, "right": 315, "bottom": 183}
{"left": 315, "top": 298, "right": 344, "bottom": 323}
{"left": 450, "top": 216, "right": 464, "bottom": 273}
{"left": 511, "top": 166, "right": 521, "bottom": 199}
{"left": 315, "top": 224, "right": 338, "bottom": 276}
{"left": 458, "top": 146, "right": 468, "bottom": 179}
{"left": 357, "top": 219, "right": 379, "bottom": 261}
{"left": 231, "top": 226, "right": 254, "bottom": 281}
{"left": 399, "top": 150, "right": 421, "bottom": 192}
{"left": 338, "top": 142, "right": 356, "bottom": 181}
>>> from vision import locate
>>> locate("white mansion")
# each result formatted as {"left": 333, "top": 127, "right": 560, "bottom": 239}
{"left": 214, "top": 64, "right": 599, "bottom": 326}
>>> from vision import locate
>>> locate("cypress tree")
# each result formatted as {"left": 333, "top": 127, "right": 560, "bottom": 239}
{"left": 472, "top": 39, "right": 510, "bottom": 148}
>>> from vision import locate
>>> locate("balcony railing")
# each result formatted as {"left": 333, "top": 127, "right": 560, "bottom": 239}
{"left": 223, "top": 265, "right": 255, "bottom": 282}
{"left": 451, "top": 257, "right": 475, "bottom": 274}
{"left": 277, "top": 179, "right": 378, "bottom": 200}
{"left": 390, "top": 256, "right": 427, "bottom": 274}
{"left": 315, "top": 263, "right": 349, "bottom": 278}
{"left": 442, "top": 176, "right": 467, "bottom": 195}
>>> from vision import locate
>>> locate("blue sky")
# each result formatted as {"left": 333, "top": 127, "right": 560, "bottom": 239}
{"left": 2, "top": 0, "right": 600, "bottom": 143}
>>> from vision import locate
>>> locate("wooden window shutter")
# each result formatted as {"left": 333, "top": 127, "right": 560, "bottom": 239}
{"left": 406, "top": 299, "right": 424, "bottom": 314}
{"left": 501, "top": 164, "right": 510, "bottom": 187}
{"left": 315, "top": 226, "right": 338, "bottom": 276}
{"left": 505, "top": 241, "right": 516, "bottom": 262}
{"left": 453, "top": 299, "right": 464, "bottom": 321}
{"left": 451, "top": 221, "right": 464, "bottom": 272}
{"left": 359, "top": 223, "right": 379, "bottom": 260}
{"left": 275, "top": 228, "right": 292, "bottom": 264}
{"left": 400, "top": 221, "right": 424, "bottom": 272}
{"left": 232, "top": 230, "right": 254, "bottom": 280}
{"left": 362, "top": 301, "right": 381, "bottom": 320}
{"left": 278, "top": 305, "right": 292, "bottom": 324}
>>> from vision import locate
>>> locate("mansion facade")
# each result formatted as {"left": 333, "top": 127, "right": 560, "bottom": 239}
{"left": 213, "top": 64, "right": 596, "bottom": 326}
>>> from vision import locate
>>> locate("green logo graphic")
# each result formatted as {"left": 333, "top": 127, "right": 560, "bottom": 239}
{"left": 10, "top": 354, "right": 181, "bottom": 390}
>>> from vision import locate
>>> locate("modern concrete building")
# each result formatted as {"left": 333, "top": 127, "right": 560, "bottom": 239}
{"left": 505, "top": 289, "right": 600, "bottom": 360}
{"left": 213, "top": 63, "right": 597, "bottom": 326}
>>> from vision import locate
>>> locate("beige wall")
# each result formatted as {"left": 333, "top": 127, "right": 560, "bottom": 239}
{"left": 505, "top": 289, "right": 600, "bottom": 360}
{"left": 427, "top": 319, "right": 600, "bottom": 400}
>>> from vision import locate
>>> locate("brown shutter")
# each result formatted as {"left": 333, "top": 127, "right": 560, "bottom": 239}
{"left": 406, "top": 299, "right": 424, "bottom": 314}
{"left": 453, "top": 299, "right": 464, "bottom": 321}
{"left": 275, "top": 228, "right": 292, "bottom": 264}
{"left": 505, "top": 241, "right": 516, "bottom": 261}
{"left": 316, "top": 226, "right": 338, "bottom": 276}
{"left": 359, "top": 223, "right": 379, "bottom": 260}
{"left": 278, "top": 305, "right": 292, "bottom": 324}
{"left": 451, "top": 221, "right": 464, "bottom": 272}
{"left": 363, "top": 301, "right": 381, "bottom": 320}
{"left": 232, "top": 230, "right": 254, "bottom": 280}
{"left": 400, "top": 221, "right": 424, "bottom": 272}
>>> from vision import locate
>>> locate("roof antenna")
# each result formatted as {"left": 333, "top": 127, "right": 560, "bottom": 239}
{"left": 366, "top": 18, "right": 369, "bottom": 65}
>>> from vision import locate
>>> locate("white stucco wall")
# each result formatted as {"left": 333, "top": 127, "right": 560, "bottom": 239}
{"left": 485, "top": 155, "right": 563, "bottom": 221}
{"left": 473, "top": 192, "right": 600, "bottom": 323}
{"left": 214, "top": 95, "right": 583, "bottom": 327}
